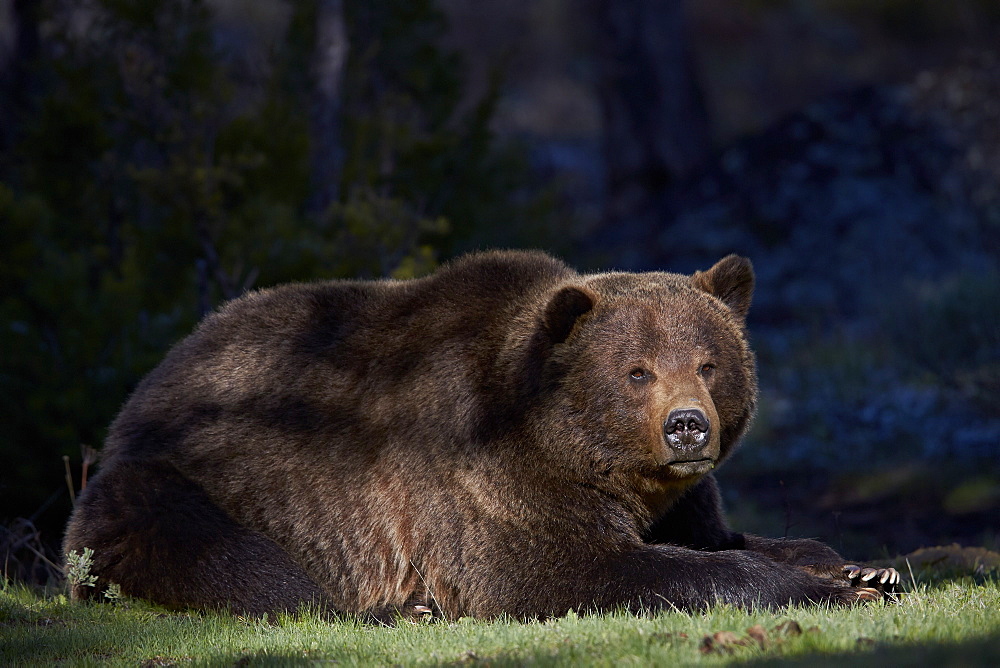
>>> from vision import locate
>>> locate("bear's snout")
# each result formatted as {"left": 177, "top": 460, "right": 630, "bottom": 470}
{"left": 663, "top": 407, "right": 710, "bottom": 452}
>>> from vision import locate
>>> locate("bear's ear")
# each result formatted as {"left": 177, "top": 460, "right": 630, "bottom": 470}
{"left": 543, "top": 285, "right": 596, "bottom": 344}
{"left": 691, "top": 255, "right": 754, "bottom": 319}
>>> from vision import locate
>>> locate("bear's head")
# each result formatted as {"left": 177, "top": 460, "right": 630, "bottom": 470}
{"left": 533, "top": 256, "right": 757, "bottom": 512}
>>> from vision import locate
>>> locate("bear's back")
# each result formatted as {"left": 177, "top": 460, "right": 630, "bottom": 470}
{"left": 102, "top": 250, "right": 575, "bottom": 466}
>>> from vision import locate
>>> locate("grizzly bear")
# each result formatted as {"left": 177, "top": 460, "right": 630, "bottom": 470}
{"left": 63, "top": 250, "right": 896, "bottom": 619}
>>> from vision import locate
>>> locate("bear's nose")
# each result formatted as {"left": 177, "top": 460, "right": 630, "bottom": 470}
{"left": 663, "top": 408, "right": 710, "bottom": 450}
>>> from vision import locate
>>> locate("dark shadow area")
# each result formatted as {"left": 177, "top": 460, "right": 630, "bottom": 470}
{"left": 745, "top": 632, "right": 1000, "bottom": 667}
{"left": 718, "top": 464, "right": 1000, "bottom": 561}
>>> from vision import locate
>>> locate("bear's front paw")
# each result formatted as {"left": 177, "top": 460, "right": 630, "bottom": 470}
{"left": 843, "top": 564, "right": 900, "bottom": 601}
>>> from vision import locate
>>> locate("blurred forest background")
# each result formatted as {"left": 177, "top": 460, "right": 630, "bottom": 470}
{"left": 2, "top": 0, "right": 999, "bottom": 583}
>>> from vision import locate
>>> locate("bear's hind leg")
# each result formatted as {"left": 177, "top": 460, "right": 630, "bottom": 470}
{"left": 63, "top": 459, "right": 330, "bottom": 617}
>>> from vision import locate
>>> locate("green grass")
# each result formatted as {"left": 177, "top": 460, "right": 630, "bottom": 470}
{"left": 2, "top": 577, "right": 999, "bottom": 667}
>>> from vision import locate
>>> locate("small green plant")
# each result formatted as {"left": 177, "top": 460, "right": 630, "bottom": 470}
{"left": 64, "top": 547, "right": 97, "bottom": 590}
{"left": 104, "top": 582, "right": 123, "bottom": 603}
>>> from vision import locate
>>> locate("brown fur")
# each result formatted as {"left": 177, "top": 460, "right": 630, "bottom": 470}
{"left": 63, "top": 250, "right": 882, "bottom": 619}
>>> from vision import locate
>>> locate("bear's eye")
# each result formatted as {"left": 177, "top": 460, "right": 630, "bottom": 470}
{"left": 700, "top": 363, "right": 716, "bottom": 377}
{"left": 629, "top": 368, "right": 649, "bottom": 381}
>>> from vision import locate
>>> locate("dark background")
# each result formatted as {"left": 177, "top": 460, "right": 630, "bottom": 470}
{"left": 2, "top": 0, "right": 998, "bottom": 581}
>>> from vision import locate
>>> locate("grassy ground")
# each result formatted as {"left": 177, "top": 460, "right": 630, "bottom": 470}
{"left": 2, "top": 574, "right": 999, "bottom": 667}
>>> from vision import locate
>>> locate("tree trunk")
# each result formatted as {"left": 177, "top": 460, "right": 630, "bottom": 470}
{"left": 308, "top": 0, "right": 349, "bottom": 218}
{"left": 592, "top": 0, "right": 710, "bottom": 232}
{"left": 0, "top": 0, "right": 43, "bottom": 167}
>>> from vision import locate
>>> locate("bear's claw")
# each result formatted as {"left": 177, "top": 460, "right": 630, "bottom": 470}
{"left": 854, "top": 587, "right": 882, "bottom": 602}
{"left": 844, "top": 564, "right": 899, "bottom": 586}
{"left": 842, "top": 564, "right": 900, "bottom": 603}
